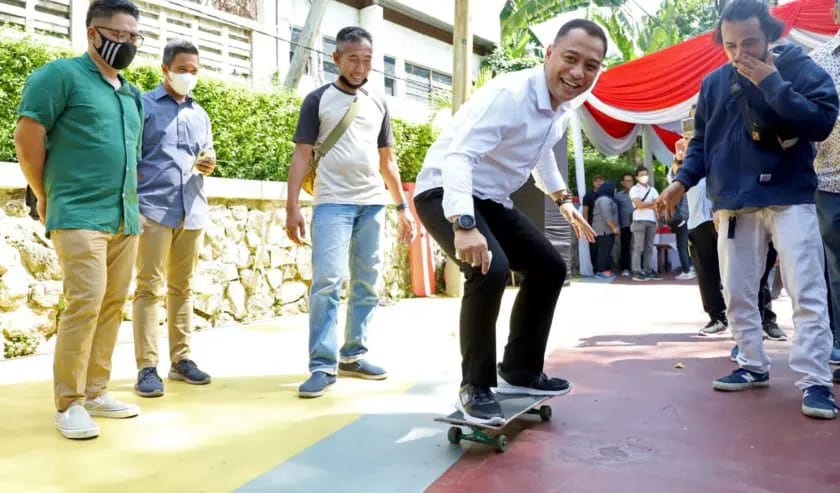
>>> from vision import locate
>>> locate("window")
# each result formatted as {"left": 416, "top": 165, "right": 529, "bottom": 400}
{"left": 405, "top": 62, "right": 452, "bottom": 103}
{"left": 289, "top": 26, "right": 301, "bottom": 62}
{"left": 405, "top": 62, "right": 431, "bottom": 102}
{"left": 322, "top": 36, "right": 338, "bottom": 83}
{"left": 384, "top": 56, "right": 396, "bottom": 96}
{"left": 431, "top": 70, "right": 452, "bottom": 103}
{"left": 289, "top": 26, "right": 310, "bottom": 74}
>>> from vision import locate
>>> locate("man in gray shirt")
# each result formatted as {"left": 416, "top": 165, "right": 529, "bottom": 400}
{"left": 134, "top": 40, "right": 214, "bottom": 397}
{"left": 614, "top": 173, "right": 634, "bottom": 276}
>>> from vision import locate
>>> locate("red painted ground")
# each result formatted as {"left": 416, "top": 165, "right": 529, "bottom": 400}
{"left": 428, "top": 333, "right": 840, "bottom": 493}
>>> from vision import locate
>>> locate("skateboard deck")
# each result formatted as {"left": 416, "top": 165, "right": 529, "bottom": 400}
{"left": 434, "top": 394, "right": 555, "bottom": 452}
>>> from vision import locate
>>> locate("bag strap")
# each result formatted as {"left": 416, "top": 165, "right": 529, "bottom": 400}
{"left": 315, "top": 96, "right": 361, "bottom": 159}
{"left": 729, "top": 69, "right": 754, "bottom": 139}
{"left": 641, "top": 188, "right": 652, "bottom": 203}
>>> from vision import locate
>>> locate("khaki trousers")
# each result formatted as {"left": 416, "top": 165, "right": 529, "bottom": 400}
{"left": 132, "top": 216, "right": 203, "bottom": 369}
{"left": 51, "top": 228, "right": 138, "bottom": 412}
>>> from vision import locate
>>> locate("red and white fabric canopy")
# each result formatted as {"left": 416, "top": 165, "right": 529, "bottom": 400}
{"left": 579, "top": 0, "right": 838, "bottom": 163}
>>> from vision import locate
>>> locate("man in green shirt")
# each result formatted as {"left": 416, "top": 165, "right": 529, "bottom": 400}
{"left": 13, "top": 0, "right": 145, "bottom": 440}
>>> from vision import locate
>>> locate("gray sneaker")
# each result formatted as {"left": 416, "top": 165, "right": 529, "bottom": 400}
{"left": 298, "top": 371, "right": 336, "bottom": 398}
{"left": 763, "top": 322, "right": 787, "bottom": 341}
{"left": 338, "top": 360, "right": 387, "bottom": 380}
{"left": 699, "top": 319, "right": 728, "bottom": 336}
{"left": 135, "top": 367, "right": 164, "bottom": 397}
{"left": 169, "top": 359, "right": 211, "bottom": 385}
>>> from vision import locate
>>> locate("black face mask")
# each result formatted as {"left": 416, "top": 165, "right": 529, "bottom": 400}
{"left": 95, "top": 29, "right": 137, "bottom": 70}
{"left": 339, "top": 75, "right": 367, "bottom": 89}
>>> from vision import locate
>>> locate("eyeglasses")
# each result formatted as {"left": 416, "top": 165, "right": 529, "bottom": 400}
{"left": 95, "top": 26, "right": 144, "bottom": 48}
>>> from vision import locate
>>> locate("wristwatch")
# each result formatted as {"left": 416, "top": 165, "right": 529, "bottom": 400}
{"left": 452, "top": 214, "right": 476, "bottom": 232}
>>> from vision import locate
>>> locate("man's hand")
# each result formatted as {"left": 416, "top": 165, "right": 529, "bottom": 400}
{"left": 397, "top": 209, "right": 416, "bottom": 245}
{"left": 454, "top": 229, "right": 490, "bottom": 274}
{"left": 733, "top": 53, "right": 777, "bottom": 86}
{"left": 657, "top": 182, "right": 686, "bottom": 220}
{"left": 285, "top": 205, "right": 307, "bottom": 246}
{"left": 36, "top": 194, "right": 46, "bottom": 225}
{"left": 195, "top": 157, "right": 216, "bottom": 176}
{"left": 559, "top": 202, "right": 597, "bottom": 243}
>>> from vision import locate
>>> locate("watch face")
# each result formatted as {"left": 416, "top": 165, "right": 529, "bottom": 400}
{"left": 459, "top": 215, "right": 476, "bottom": 229}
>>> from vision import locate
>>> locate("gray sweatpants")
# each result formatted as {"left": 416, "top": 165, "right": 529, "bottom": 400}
{"left": 631, "top": 220, "right": 656, "bottom": 274}
{"left": 718, "top": 205, "right": 833, "bottom": 389}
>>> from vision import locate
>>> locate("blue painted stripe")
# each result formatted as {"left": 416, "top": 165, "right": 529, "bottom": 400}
{"left": 236, "top": 382, "right": 465, "bottom": 493}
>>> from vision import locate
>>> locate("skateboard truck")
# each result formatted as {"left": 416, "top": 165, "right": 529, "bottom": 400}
{"left": 444, "top": 405, "right": 552, "bottom": 453}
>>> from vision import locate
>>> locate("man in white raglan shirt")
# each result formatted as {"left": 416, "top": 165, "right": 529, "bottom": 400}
{"left": 412, "top": 19, "right": 603, "bottom": 425}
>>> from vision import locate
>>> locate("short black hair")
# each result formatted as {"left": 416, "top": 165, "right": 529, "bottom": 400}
{"left": 621, "top": 173, "right": 634, "bottom": 181}
{"left": 335, "top": 26, "right": 373, "bottom": 53}
{"left": 592, "top": 175, "right": 604, "bottom": 183}
{"left": 85, "top": 0, "right": 139, "bottom": 27}
{"left": 163, "top": 39, "right": 199, "bottom": 66}
{"left": 554, "top": 19, "right": 608, "bottom": 57}
{"left": 713, "top": 0, "right": 784, "bottom": 45}
{"left": 635, "top": 165, "right": 649, "bottom": 177}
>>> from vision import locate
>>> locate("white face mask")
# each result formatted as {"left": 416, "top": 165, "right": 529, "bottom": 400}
{"left": 637, "top": 175, "right": 649, "bottom": 185}
{"left": 168, "top": 71, "right": 198, "bottom": 96}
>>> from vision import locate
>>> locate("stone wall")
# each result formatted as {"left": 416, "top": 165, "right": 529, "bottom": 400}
{"left": 0, "top": 171, "right": 411, "bottom": 359}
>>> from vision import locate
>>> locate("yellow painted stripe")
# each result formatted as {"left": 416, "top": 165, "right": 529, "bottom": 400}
{"left": 0, "top": 374, "right": 413, "bottom": 492}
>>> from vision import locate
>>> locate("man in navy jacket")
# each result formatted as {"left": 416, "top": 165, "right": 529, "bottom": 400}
{"left": 659, "top": 0, "right": 838, "bottom": 419}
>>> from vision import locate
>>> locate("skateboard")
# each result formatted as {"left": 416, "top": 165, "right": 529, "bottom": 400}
{"left": 434, "top": 394, "right": 554, "bottom": 452}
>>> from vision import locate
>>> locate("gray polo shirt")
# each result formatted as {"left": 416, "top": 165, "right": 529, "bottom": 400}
{"left": 592, "top": 196, "right": 618, "bottom": 236}
{"left": 138, "top": 84, "right": 213, "bottom": 230}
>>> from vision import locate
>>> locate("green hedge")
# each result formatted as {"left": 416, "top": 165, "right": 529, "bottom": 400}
{"left": 0, "top": 34, "right": 435, "bottom": 183}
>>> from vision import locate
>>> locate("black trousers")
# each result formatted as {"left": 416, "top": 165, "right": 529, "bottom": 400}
{"left": 688, "top": 221, "right": 776, "bottom": 325}
{"left": 595, "top": 233, "right": 615, "bottom": 273}
{"left": 414, "top": 188, "right": 566, "bottom": 387}
{"left": 619, "top": 226, "right": 632, "bottom": 272}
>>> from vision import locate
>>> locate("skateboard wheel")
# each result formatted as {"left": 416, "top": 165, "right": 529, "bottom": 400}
{"left": 539, "top": 405, "right": 552, "bottom": 422}
{"left": 494, "top": 434, "right": 507, "bottom": 452}
{"left": 447, "top": 426, "right": 463, "bottom": 445}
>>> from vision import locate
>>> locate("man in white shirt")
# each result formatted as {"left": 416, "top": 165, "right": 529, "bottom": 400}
{"left": 629, "top": 166, "right": 661, "bottom": 281}
{"left": 412, "top": 19, "right": 602, "bottom": 425}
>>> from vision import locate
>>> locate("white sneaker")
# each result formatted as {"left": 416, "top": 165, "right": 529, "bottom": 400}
{"left": 56, "top": 404, "right": 100, "bottom": 439}
{"left": 84, "top": 393, "right": 140, "bottom": 419}
{"left": 676, "top": 272, "right": 696, "bottom": 281}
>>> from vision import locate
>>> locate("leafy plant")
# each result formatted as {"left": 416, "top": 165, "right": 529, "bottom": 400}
{"left": 499, "top": 0, "right": 626, "bottom": 58}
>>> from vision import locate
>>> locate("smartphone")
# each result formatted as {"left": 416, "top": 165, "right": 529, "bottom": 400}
{"left": 680, "top": 117, "right": 695, "bottom": 139}
{"left": 193, "top": 147, "right": 215, "bottom": 175}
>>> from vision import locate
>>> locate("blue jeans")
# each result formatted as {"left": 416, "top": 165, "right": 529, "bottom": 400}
{"left": 816, "top": 190, "right": 840, "bottom": 348}
{"left": 308, "top": 204, "right": 385, "bottom": 374}
{"left": 674, "top": 222, "right": 692, "bottom": 274}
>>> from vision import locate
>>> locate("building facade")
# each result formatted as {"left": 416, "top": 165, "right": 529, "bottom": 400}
{"left": 0, "top": 0, "right": 501, "bottom": 122}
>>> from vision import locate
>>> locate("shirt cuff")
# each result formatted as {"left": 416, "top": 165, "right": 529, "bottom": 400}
{"left": 442, "top": 191, "right": 474, "bottom": 220}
